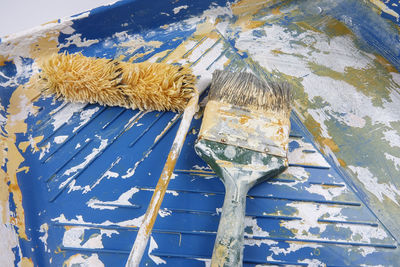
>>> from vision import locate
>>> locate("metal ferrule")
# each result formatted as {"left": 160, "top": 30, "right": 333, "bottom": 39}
{"left": 198, "top": 100, "right": 290, "bottom": 158}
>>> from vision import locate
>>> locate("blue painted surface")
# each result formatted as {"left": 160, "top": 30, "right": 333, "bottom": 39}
{"left": 1, "top": 0, "right": 400, "bottom": 266}
{"left": 17, "top": 100, "right": 400, "bottom": 265}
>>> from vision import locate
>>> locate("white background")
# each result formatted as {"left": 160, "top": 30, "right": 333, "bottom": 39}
{"left": 0, "top": 0, "right": 118, "bottom": 37}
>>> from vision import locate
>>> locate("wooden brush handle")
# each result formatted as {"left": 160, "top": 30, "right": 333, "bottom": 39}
{"left": 211, "top": 177, "right": 248, "bottom": 267}
{"left": 125, "top": 93, "right": 198, "bottom": 267}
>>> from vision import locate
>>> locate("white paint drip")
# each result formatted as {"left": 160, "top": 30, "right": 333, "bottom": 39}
{"left": 52, "top": 213, "right": 144, "bottom": 228}
{"left": 94, "top": 169, "right": 119, "bottom": 185}
{"left": 54, "top": 135, "right": 68, "bottom": 144}
{"left": 58, "top": 33, "right": 99, "bottom": 49}
{"left": 140, "top": 187, "right": 179, "bottom": 197}
{"left": 23, "top": 134, "right": 41, "bottom": 153}
{"left": 281, "top": 201, "right": 389, "bottom": 244}
{"left": 87, "top": 187, "right": 139, "bottom": 210}
{"left": 173, "top": 5, "right": 188, "bottom": 14}
{"left": 62, "top": 227, "right": 87, "bottom": 247}
{"left": 158, "top": 208, "right": 172, "bottom": 217}
{"left": 311, "top": 35, "right": 373, "bottom": 73}
{"left": 73, "top": 107, "right": 100, "bottom": 132}
{"left": 188, "top": 38, "right": 217, "bottom": 63}
{"left": 148, "top": 236, "right": 167, "bottom": 265}
{"left": 382, "top": 129, "right": 400, "bottom": 148}
{"left": 9, "top": 95, "right": 36, "bottom": 127}
{"left": 298, "top": 258, "right": 325, "bottom": 267}
{"left": 244, "top": 238, "right": 277, "bottom": 247}
{"left": 200, "top": 4, "right": 232, "bottom": 25}
{"left": 192, "top": 165, "right": 213, "bottom": 171}
{"left": 75, "top": 168, "right": 120, "bottom": 194}
{"left": 234, "top": 22, "right": 400, "bottom": 140}
{"left": 39, "top": 142, "right": 51, "bottom": 160}
{"left": 288, "top": 138, "right": 330, "bottom": 167}
{"left": 153, "top": 113, "right": 180, "bottom": 143}
{"left": 384, "top": 153, "right": 400, "bottom": 171}
{"left": 307, "top": 109, "right": 334, "bottom": 137}
{"left": 191, "top": 40, "right": 227, "bottom": 95}
{"left": 67, "top": 179, "right": 91, "bottom": 194}
{"left": 270, "top": 242, "right": 322, "bottom": 256}
{"left": 348, "top": 166, "right": 400, "bottom": 205}
{"left": 0, "top": 205, "right": 19, "bottom": 267}
{"left": 359, "top": 246, "right": 377, "bottom": 257}
{"left": 305, "top": 184, "right": 348, "bottom": 201}
{"left": 340, "top": 223, "right": 389, "bottom": 243}
{"left": 281, "top": 202, "right": 346, "bottom": 237}
{"left": 39, "top": 223, "right": 50, "bottom": 253}
{"left": 0, "top": 17, "right": 76, "bottom": 76}
{"left": 62, "top": 136, "right": 108, "bottom": 178}
{"left": 64, "top": 253, "right": 105, "bottom": 267}
{"left": 122, "top": 149, "right": 152, "bottom": 179}
{"left": 244, "top": 216, "right": 270, "bottom": 238}
{"left": 194, "top": 257, "right": 211, "bottom": 267}
{"left": 303, "top": 75, "right": 400, "bottom": 128}
{"left": 51, "top": 102, "right": 86, "bottom": 131}
{"left": 285, "top": 166, "right": 310, "bottom": 180}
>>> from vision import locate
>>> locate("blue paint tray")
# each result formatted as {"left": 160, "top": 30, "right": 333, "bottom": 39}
{"left": 1, "top": 0, "right": 400, "bottom": 266}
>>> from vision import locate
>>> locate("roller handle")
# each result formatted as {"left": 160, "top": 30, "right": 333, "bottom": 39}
{"left": 125, "top": 94, "right": 198, "bottom": 267}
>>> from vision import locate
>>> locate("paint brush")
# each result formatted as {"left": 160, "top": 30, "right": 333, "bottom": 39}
{"left": 38, "top": 52, "right": 199, "bottom": 266}
{"left": 194, "top": 70, "right": 291, "bottom": 266}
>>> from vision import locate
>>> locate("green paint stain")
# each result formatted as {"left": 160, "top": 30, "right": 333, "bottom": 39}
{"left": 308, "top": 60, "right": 396, "bottom": 107}
{"left": 324, "top": 19, "right": 353, "bottom": 37}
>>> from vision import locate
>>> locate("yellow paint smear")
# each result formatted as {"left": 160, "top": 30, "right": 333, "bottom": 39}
{"left": 326, "top": 20, "right": 352, "bottom": 36}
{"left": 18, "top": 136, "right": 44, "bottom": 153}
{"left": 41, "top": 19, "right": 59, "bottom": 26}
{"left": 3, "top": 76, "right": 42, "bottom": 240}
{"left": 231, "top": 0, "right": 277, "bottom": 30}
{"left": 337, "top": 158, "right": 347, "bottom": 167}
{"left": 0, "top": 169, "right": 9, "bottom": 224}
{"left": 117, "top": 54, "right": 126, "bottom": 61}
{"left": 195, "top": 21, "right": 220, "bottom": 38}
{"left": 149, "top": 49, "right": 171, "bottom": 63}
{"left": 127, "top": 49, "right": 156, "bottom": 63}
{"left": 271, "top": 6, "right": 282, "bottom": 15}
{"left": 160, "top": 24, "right": 169, "bottom": 30}
{"left": 119, "top": 36, "right": 162, "bottom": 54}
{"left": 20, "top": 257, "right": 34, "bottom": 267}
{"left": 375, "top": 54, "right": 398, "bottom": 73}
{"left": 232, "top": 0, "right": 276, "bottom": 16}
{"left": 116, "top": 36, "right": 164, "bottom": 62}
{"left": 295, "top": 21, "right": 323, "bottom": 34}
{"left": 0, "top": 55, "right": 11, "bottom": 66}
{"left": 244, "top": 20, "right": 266, "bottom": 29}
{"left": 322, "top": 138, "right": 339, "bottom": 153}
{"left": 369, "top": 0, "right": 400, "bottom": 20}
{"left": 304, "top": 114, "right": 340, "bottom": 153}
{"left": 30, "top": 32, "right": 59, "bottom": 63}
{"left": 155, "top": 18, "right": 220, "bottom": 64}
{"left": 162, "top": 40, "right": 194, "bottom": 64}
{"left": 271, "top": 49, "right": 283, "bottom": 55}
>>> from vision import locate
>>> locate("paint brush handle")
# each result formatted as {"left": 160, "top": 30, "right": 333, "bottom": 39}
{"left": 126, "top": 93, "right": 198, "bottom": 267}
{"left": 211, "top": 178, "right": 248, "bottom": 267}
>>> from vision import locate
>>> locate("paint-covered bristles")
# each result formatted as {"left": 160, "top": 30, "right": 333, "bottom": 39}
{"left": 208, "top": 70, "right": 292, "bottom": 116}
{"left": 39, "top": 53, "right": 197, "bottom": 112}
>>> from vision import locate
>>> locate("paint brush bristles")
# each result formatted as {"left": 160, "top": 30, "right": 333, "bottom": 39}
{"left": 39, "top": 52, "right": 197, "bottom": 112}
{"left": 208, "top": 70, "right": 291, "bottom": 117}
